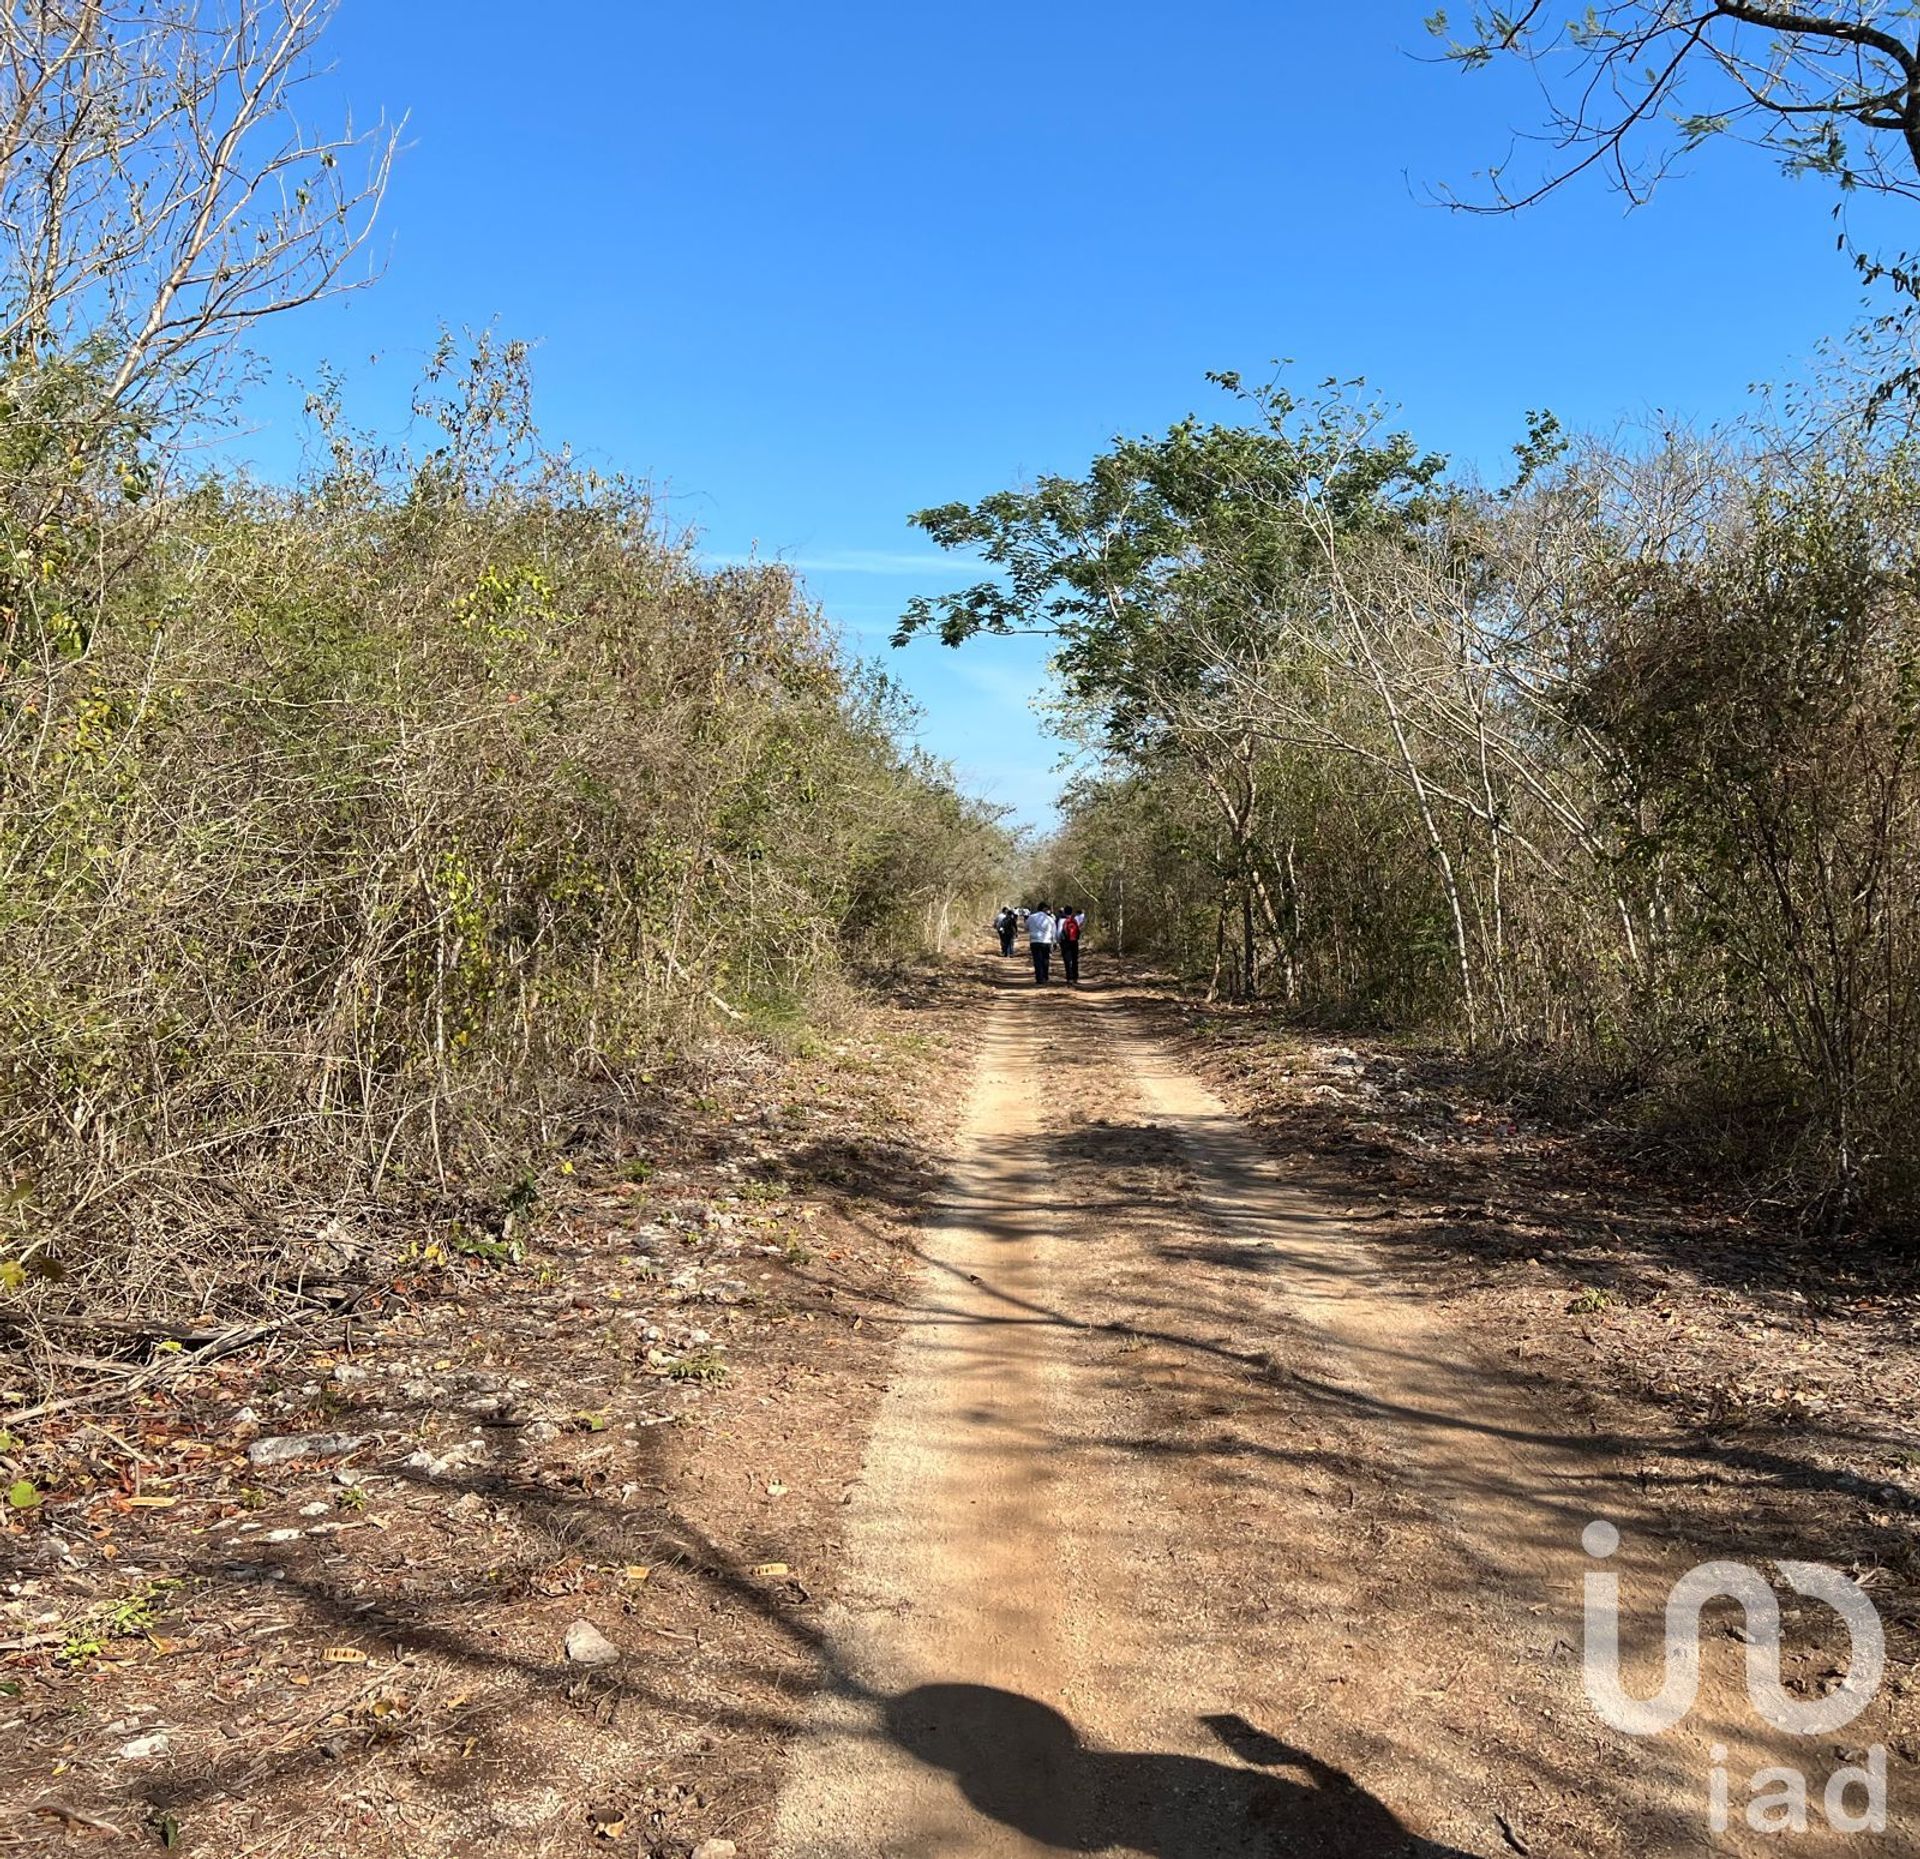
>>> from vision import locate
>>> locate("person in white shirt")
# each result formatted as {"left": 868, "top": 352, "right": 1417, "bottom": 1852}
{"left": 1026, "top": 903, "right": 1057, "bottom": 985}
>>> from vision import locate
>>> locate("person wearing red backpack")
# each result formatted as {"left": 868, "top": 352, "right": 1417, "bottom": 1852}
{"left": 1058, "top": 906, "right": 1085, "bottom": 985}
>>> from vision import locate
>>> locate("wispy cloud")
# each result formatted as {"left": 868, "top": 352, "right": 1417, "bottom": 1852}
{"left": 700, "top": 548, "right": 997, "bottom": 578}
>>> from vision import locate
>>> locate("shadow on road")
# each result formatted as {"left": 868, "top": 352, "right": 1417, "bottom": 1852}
{"left": 884, "top": 1685, "right": 1476, "bottom": 1858}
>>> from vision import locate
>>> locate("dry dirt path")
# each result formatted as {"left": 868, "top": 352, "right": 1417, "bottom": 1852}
{"left": 768, "top": 971, "right": 1905, "bottom": 1859}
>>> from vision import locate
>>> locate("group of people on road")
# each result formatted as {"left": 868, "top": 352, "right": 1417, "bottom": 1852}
{"left": 993, "top": 903, "right": 1086, "bottom": 986}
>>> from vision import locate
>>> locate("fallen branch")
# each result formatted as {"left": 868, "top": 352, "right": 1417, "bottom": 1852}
{"left": 3, "top": 1313, "right": 263, "bottom": 1347}
{"left": 659, "top": 945, "right": 746, "bottom": 1022}
{"left": 25, "top": 1803, "right": 125, "bottom": 1838}
{"left": 0, "top": 1316, "right": 293, "bottom": 1431}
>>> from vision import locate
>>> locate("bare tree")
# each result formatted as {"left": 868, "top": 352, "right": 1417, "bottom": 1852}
{"left": 0, "top": 0, "right": 397, "bottom": 452}
{"left": 1435, "top": 2, "right": 1920, "bottom": 207}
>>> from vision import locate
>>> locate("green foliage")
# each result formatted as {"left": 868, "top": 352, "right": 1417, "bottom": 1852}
{"left": 0, "top": 336, "right": 1010, "bottom": 1353}
{"left": 1, "top": 338, "right": 154, "bottom": 664}
{"left": 56, "top": 1580, "right": 178, "bottom": 1667}
{"left": 964, "top": 373, "right": 1920, "bottom": 1233}
{"left": 900, "top": 373, "right": 1446, "bottom": 753}
{"left": 1562, "top": 446, "right": 1920, "bottom": 1216}
{"left": 435, "top": 1227, "right": 523, "bottom": 1269}
{"left": 908, "top": 373, "right": 1446, "bottom": 1003}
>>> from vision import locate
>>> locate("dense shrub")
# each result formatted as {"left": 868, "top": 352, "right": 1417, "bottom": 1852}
{"left": 930, "top": 388, "right": 1920, "bottom": 1233}
{"left": 0, "top": 348, "right": 1008, "bottom": 1335}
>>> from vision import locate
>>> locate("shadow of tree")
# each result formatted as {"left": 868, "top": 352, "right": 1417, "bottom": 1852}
{"left": 13, "top": 961, "right": 1910, "bottom": 1853}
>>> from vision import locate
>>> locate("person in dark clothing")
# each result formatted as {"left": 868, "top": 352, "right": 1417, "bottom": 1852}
{"left": 994, "top": 905, "right": 1018, "bottom": 957}
{"left": 1058, "top": 906, "right": 1083, "bottom": 984}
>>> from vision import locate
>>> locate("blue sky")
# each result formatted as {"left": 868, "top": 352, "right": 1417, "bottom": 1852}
{"left": 236, "top": 1, "right": 1888, "bottom": 830}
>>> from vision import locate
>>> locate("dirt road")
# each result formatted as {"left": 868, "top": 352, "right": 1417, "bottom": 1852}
{"left": 770, "top": 972, "right": 1902, "bottom": 1858}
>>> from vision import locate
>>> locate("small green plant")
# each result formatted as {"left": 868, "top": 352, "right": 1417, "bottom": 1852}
{"left": 59, "top": 1623, "right": 106, "bottom": 1668}
{"left": 666, "top": 1349, "right": 728, "bottom": 1385}
{"left": 336, "top": 1483, "right": 368, "bottom": 1513}
{"left": 447, "top": 1226, "right": 523, "bottom": 1268}
{"left": 780, "top": 1235, "right": 815, "bottom": 1265}
{"left": 58, "top": 1580, "right": 178, "bottom": 1667}
{"left": 403, "top": 1221, "right": 525, "bottom": 1271}
{"left": 618, "top": 1157, "right": 655, "bottom": 1185}
{"left": 101, "top": 1583, "right": 174, "bottom": 1638}
{"left": 237, "top": 1485, "right": 269, "bottom": 1511}
{"left": 502, "top": 1169, "right": 540, "bottom": 1218}
{"left": 739, "top": 985, "right": 829, "bottom": 1056}
{"left": 1568, "top": 1285, "right": 1616, "bottom": 1316}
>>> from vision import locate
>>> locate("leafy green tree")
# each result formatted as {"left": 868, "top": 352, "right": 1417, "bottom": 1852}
{"left": 898, "top": 373, "right": 1446, "bottom": 995}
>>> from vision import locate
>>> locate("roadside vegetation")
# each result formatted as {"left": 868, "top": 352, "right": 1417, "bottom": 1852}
{"left": 913, "top": 392, "right": 1920, "bottom": 1234}
{"left": 0, "top": 3, "right": 1009, "bottom": 1402}
{"left": 906, "top": 1, "right": 1920, "bottom": 1239}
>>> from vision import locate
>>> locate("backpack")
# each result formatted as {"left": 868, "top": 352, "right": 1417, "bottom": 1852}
{"left": 1061, "top": 914, "right": 1081, "bottom": 944}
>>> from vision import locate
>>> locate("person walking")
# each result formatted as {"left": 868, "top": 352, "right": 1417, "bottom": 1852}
{"left": 994, "top": 905, "right": 1018, "bottom": 958}
{"left": 1058, "top": 905, "right": 1084, "bottom": 985}
{"left": 1025, "top": 901, "right": 1057, "bottom": 985}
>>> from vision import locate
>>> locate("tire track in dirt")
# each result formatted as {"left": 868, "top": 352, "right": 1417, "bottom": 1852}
{"left": 769, "top": 972, "right": 1906, "bottom": 1857}
{"left": 1108, "top": 991, "right": 1905, "bottom": 1857}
